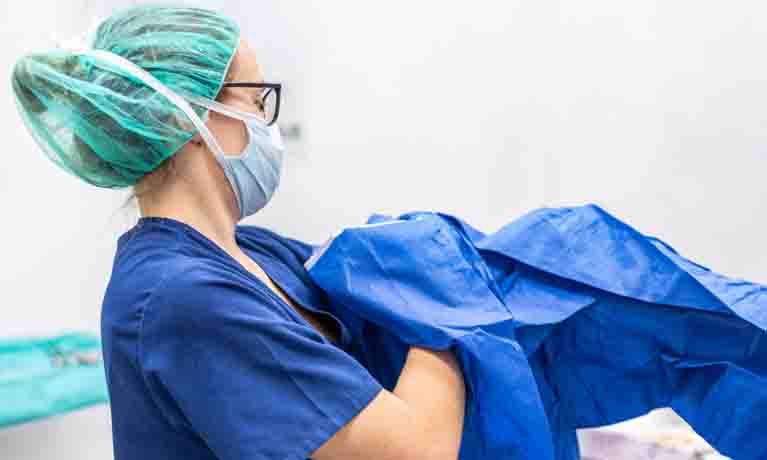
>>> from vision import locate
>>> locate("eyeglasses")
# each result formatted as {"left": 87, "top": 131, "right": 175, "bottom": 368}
{"left": 221, "top": 82, "right": 282, "bottom": 126}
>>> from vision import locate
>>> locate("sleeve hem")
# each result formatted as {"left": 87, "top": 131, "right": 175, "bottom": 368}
{"left": 291, "top": 377, "right": 385, "bottom": 460}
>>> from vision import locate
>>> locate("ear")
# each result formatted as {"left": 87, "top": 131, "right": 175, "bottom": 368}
{"left": 188, "top": 133, "right": 205, "bottom": 148}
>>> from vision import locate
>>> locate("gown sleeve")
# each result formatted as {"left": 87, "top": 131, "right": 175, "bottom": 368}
{"left": 137, "top": 267, "right": 384, "bottom": 460}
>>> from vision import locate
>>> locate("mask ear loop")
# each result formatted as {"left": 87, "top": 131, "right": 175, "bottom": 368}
{"left": 185, "top": 93, "right": 286, "bottom": 156}
{"left": 183, "top": 93, "right": 270, "bottom": 126}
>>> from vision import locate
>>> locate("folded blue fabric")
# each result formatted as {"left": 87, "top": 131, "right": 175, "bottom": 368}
{"left": 306, "top": 204, "right": 766, "bottom": 460}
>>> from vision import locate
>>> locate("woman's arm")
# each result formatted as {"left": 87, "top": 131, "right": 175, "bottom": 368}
{"left": 310, "top": 346, "right": 466, "bottom": 460}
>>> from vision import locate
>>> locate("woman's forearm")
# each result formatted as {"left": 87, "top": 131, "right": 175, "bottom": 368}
{"left": 392, "top": 346, "right": 466, "bottom": 459}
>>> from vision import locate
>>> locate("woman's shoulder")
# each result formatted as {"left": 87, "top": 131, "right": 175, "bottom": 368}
{"left": 105, "top": 227, "right": 194, "bottom": 305}
{"left": 136, "top": 263, "right": 306, "bottom": 366}
{"left": 103, "top": 230, "right": 279, "bottom": 330}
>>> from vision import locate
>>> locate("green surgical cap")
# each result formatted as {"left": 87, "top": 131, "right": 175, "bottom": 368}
{"left": 11, "top": 4, "right": 241, "bottom": 188}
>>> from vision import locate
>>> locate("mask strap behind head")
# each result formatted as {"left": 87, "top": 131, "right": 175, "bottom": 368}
{"left": 55, "top": 18, "right": 275, "bottom": 156}
{"left": 82, "top": 49, "right": 229, "bottom": 160}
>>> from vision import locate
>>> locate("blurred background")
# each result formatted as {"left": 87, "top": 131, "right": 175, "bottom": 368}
{"left": 1, "top": 0, "right": 764, "bottom": 458}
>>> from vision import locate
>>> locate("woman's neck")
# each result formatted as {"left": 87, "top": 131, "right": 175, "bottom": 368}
{"left": 138, "top": 176, "right": 241, "bottom": 256}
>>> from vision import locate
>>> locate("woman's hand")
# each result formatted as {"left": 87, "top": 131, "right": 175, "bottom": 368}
{"left": 310, "top": 346, "right": 466, "bottom": 460}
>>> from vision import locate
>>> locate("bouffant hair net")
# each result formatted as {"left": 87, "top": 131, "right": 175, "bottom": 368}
{"left": 10, "top": 4, "right": 241, "bottom": 188}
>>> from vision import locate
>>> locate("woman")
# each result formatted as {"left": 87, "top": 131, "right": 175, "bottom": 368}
{"left": 12, "top": 5, "right": 466, "bottom": 460}
{"left": 15, "top": 5, "right": 767, "bottom": 460}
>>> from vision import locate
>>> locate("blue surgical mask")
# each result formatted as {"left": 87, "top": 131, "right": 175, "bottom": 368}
{"left": 183, "top": 95, "right": 286, "bottom": 220}
{"left": 224, "top": 119, "right": 285, "bottom": 219}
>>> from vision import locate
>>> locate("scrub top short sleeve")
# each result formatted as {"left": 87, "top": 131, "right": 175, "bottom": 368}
{"left": 138, "top": 267, "right": 384, "bottom": 460}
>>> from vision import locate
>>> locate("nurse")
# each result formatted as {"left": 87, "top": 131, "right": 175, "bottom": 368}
{"left": 11, "top": 5, "right": 466, "bottom": 460}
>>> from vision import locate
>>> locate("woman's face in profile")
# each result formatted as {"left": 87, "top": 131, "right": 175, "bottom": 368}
{"left": 205, "top": 38, "right": 268, "bottom": 157}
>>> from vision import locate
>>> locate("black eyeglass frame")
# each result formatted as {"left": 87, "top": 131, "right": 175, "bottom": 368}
{"left": 221, "top": 82, "right": 282, "bottom": 126}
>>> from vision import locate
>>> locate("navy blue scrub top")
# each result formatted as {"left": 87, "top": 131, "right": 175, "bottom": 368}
{"left": 100, "top": 217, "right": 385, "bottom": 460}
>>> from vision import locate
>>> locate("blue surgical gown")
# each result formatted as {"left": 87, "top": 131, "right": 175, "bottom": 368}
{"left": 305, "top": 205, "right": 767, "bottom": 460}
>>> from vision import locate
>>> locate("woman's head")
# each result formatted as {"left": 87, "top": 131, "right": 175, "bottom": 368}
{"left": 11, "top": 4, "right": 264, "bottom": 192}
{"left": 12, "top": 4, "right": 285, "bottom": 222}
{"left": 133, "top": 37, "right": 278, "bottom": 220}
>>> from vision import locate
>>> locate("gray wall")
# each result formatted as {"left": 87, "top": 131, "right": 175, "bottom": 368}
{"left": 2, "top": 0, "right": 764, "bottom": 458}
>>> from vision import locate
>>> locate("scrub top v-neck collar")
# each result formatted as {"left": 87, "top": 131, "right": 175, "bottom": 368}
{"left": 243, "top": 242, "right": 353, "bottom": 349}
{"left": 129, "top": 216, "right": 352, "bottom": 351}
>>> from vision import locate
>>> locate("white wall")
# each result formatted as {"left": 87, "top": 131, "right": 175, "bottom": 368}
{"left": 233, "top": 0, "right": 552, "bottom": 238}
{"left": 226, "top": 0, "right": 767, "bottom": 282}
{"left": 2, "top": 0, "right": 766, "bottom": 458}
{"left": 0, "top": 1, "right": 133, "bottom": 458}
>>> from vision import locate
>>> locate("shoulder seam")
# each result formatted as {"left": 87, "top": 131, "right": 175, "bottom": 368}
{"left": 135, "top": 236, "right": 200, "bottom": 432}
